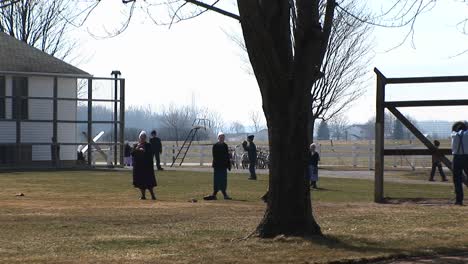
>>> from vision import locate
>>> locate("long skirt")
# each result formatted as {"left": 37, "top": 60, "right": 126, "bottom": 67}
{"left": 308, "top": 165, "right": 318, "bottom": 182}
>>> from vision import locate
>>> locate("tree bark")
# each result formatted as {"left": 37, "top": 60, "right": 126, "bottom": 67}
{"left": 257, "top": 93, "right": 321, "bottom": 237}
{"left": 237, "top": 0, "right": 334, "bottom": 237}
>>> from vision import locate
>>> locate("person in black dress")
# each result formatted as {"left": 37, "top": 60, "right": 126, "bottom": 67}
{"left": 308, "top": 143, "right": 320, "bottom": 189}
{"left": 204, "top": 132, "right": 232, "bottom": 200}
{"left": 132, "top": 131, "right": 157, "bottom": 200}
{"left": 150, "top": 130, "right": 164, "bottom": 170}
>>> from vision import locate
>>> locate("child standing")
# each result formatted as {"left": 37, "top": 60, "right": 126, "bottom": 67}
{"left": 429, "top": 140, "right": 447, "bottom": 182}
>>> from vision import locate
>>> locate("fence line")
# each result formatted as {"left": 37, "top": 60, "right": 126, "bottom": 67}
{"left": 158, "top": 141, "right": 438, "bottom": 169}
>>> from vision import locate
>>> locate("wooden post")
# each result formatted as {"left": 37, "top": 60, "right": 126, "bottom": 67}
{"left": 368, "top": 140, "right": 373, "bottom": 170}
{"left": 199, "top": 145, "right": 204, "bottom": 166}
{"left": 87, "top": 79, "right": 92, "bottom": 166}
{"left": 119, "top": 79, "right": 125, "bottom": 166}
{"left": 163, "top": 146, "right": 167, "bottom": 166}
{"left": 352, "top": 143, "right": 357, "bottom": 167}
{"left": 172, "top": 145, "right": 175, "bottom": 164}
{"left": 374, "top": 68, "right": 386, "bottom": 203}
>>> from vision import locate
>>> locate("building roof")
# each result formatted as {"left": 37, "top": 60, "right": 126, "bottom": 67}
{"left": 0, "top": 32, "right": 90, "bottom": 77}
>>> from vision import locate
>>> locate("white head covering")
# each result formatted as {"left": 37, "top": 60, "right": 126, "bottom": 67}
{"left": 217, "top": 131, "right": 225, "bottom": 137}
{"left": 139, "top": 131, "right": 147, "bottom": 140}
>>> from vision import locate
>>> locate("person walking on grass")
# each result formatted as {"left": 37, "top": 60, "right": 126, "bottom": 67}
{"left": 429, "top": 140, "right": 447, "bottom": 182}
{"left": 242, "top": 135, "right": 257, "bottom": 180}
{"left": 451, "top": 121, "right": 468, "bottom": 206}
{"left": 308, "top": 143, "right": 320, "bottom": 189}
{"left": 204, "top": 132, "right": 232, "bottom": 200}
{"left": 132, "top": 131, "right": 157, "bottom": 200}
{"left": 150, "top": 130, "right": 164, "bottom": 171}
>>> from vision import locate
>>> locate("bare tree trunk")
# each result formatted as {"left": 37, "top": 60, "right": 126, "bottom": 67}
{"left": 237, "top": 0, "right": 335, "bottom": 237}
{"left": 258, "top": 92, "right": 321, "bottom": 237}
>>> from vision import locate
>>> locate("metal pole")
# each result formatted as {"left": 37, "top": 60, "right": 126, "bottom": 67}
{"left": 111, "top": 71, "right": 121, "bottom": 167}
{"left": 374, "top": 68, "right": 386, "bottom": 203}
{"left": 87, "top": 78, "right": 93, "bottom": 166}
{"left": 53, "top": 77, "right": 58, "bottom": 168}
{"left": 119, "top": 79, "right": 125, "bottom": 166}
{"left": 14, "top": 78, "right": 21, "bottom": 165}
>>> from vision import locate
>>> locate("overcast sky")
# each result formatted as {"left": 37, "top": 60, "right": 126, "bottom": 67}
{"left": 73, "top": 0, "right": 468, "bottom": 127}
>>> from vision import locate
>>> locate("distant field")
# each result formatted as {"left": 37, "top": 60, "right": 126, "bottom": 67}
{"left": 0, "top": 169, "right": 466, "bottom": 264}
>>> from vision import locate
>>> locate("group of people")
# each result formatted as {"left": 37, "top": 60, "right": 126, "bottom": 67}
{"left": 124, "top": 130, "right": 164, "bottom": 170}
{"left": 131, "top": 130, "right": 322, "bottom": 201}
{"left": 428, "top": 121, "right": 468, "bottom": 205}
{"left": 131, "top": 120, "right": 468, "bottom": 206}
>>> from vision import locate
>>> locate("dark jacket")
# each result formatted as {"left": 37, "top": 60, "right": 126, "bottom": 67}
{"left": 132, "top": 142, "right": 157, "bottom": 189}
{"left": 124, "top": 144, "right": 132, "bottom": 157}
{"left": 308, "top": 151, "right": 320, "bottom": 166}
{"left": 242, "top": 141, "right": 257, "bottom": 161}
{"left": 149, "top": 137, "right": 162, "bottom": 154}
{"left": 212, "top": 142, "right": 231, "bottom": 169}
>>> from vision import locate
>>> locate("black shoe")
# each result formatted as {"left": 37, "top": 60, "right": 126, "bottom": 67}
{"left": 224, "top": 195, "right": 232, "bottom": 200}
{"left": 248, "top": 177, "right": 257, "bottom": 180}
{"left": 151, "top": 196, "right": 156, "bottom": 200}
{"left": 428, "top": 178, "right": 435, "bottom": 182}
{"left": 203, "top": 195, "right": 217, "bottom": 201}
{"left": 140, "top": 197, "right": 147, "bottom": 200}
{"left": 157, "top": 167, "right": 164, "bottom": 171}
{"left": 455, "top": 201, "right": 463, "bottom": 206}
{"left": 442, "top": 178, "right": 448, "bottom": 182}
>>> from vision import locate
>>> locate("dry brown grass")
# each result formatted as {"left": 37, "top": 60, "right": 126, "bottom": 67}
{"left": 0, "top": 170, "right": 467, "bottom": 264}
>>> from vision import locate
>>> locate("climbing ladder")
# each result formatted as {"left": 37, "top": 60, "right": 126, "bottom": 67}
{"left": 171, "top": 118, "right": 211, "bottom": 167}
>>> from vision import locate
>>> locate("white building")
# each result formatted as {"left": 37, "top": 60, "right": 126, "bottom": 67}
{"left": 0, "top": 32, "right": 91, "bottom": 166}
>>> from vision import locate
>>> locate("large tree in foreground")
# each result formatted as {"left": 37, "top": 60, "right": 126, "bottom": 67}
{"left": 234, "top": 0, "right": 336, "bottom": 237}
{"left": 74, "top": 0, "right": 437, "bottom": 238}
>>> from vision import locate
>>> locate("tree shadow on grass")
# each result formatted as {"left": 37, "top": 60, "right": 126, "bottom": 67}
{"left": 310, "top": 187, "right": 336, "bottom": 192}
{"left": 382, "top": 197, "right": 454, "bottom": 206}
{"left": 303, "top": 235, "right": 468, "bottom": 263}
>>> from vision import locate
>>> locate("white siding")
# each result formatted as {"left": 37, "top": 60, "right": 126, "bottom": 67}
{"left": 57, "top": 78, "right": 77, "bottom": 161}
{"left": 28, "top": 77, "right": 53, "bottom": 120}
{"left": 0, "top": 121, "right": 15, "bottom": 142}
{"left": 21, "top": 122, "right": 52, "bottom": 161}
{"left": 0, "top": 76, "right": 79, "bottom": 161}
{"left": 57, "top": 78, "right": 77, "bottom": 121}
{"left": 21, "top": 122, "right": 52, "bottom": 143}
{"left": 58, "top": 123, "right": 76, "bottom": 161}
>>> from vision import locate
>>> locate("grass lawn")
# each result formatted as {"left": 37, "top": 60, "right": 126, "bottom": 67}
{"left": 0, "top": 170, "right": 466, "bottom": 264}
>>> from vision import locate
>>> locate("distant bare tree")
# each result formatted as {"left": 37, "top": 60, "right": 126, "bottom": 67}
{"left": 309, "top": 1, "right": 372, "bottom": 141}
{"left": 161, "top": 104, "right": 192, "bottom": 146}
{"left": 229, "top": 121, "right": 245, "bottom": 134}
{"left": 249, "top": 110, "right": 264, "bottom": 133}
{"left": 328, "top": 115, "right": 350, "bottom": 140}
{"left": 0, "top": 0, "right": 81, "bottom": 60}
{"left": 0, "top": 0, "right": 19, "bottom": 9}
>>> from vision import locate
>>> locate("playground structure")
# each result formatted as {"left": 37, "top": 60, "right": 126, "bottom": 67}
{"left": 170, "top": 118, "right": 211, "bottom": 167}
{"left": 80, "top": 131, "right": 114, "bottom": 167}
{"left": 374, "top": 68, "right": 468, "bottom": 202}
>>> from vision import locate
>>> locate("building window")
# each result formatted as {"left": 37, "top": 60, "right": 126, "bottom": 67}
{"left": 0, "top": 76, "right": 4, "bottom": 119}
{"left": 12, "top": 77, "right": 28, "bottom": 120}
